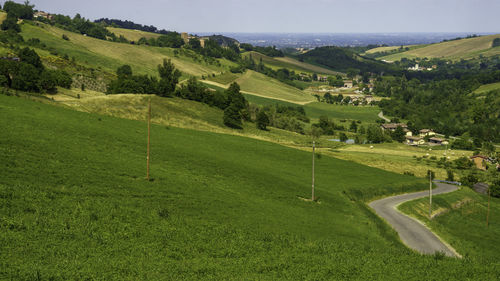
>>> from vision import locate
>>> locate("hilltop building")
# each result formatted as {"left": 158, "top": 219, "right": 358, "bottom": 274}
{"left": 33, "top": 11, "right": 53, "bottom": 20}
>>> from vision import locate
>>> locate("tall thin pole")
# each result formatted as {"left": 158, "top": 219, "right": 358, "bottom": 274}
{"left": 429, "top": 174, "right": 432, "bottom": 219}
{"left": 146, "top": 98, "right": 151, "bottom": 180}
{"left": 312, "top": 140, "right": 315, "bottom": 201}
{"left": 487, "top": 187, "right": 491, "bottom": 227}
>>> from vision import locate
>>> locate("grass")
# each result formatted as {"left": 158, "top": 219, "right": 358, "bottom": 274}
{"left": 304, "top": 102, "right": 380, "bottom": 123}
{"left": 379, "top": 34, "right": 500, "bottom": 61}
{"left": 206, "top": 72, "right": 240, "bottom": 85}
{"left": 235, "top": 70, "right": 316, "bottom": 104}
{"left": 6, "top": 94, "right": 498, "bottom": 279}
{"left": 399, "top": 187, "right": 500, "bottom": 261}
{"left": 325, "top": 143, "right": 474, "bottom": 179}
{"left": 473, "top": 81, "right": 500, "bottom": 95}
{"left": 242, "top": 51, "right": 339, "bottom": 75}
{"left": 0, "top": 11, "right": 6, "bottom": 24}
{"left": 20, "top": 22, "right": 236, "bottom": 78}
{"left": 364, "top": 45, "right": 419, "bottom": 54}
{"left": 107, "top": 27, "right": 161, "bottom": 42}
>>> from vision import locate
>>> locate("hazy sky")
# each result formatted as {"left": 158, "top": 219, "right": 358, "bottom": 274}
{"left": 24, "top": 0, "right": 500, "bottom": 33}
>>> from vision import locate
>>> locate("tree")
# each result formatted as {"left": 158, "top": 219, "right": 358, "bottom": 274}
{"left": 0, "top": 15, "right": 20, "bottom": 32}
{"left": 339, "top": 132, "right": 348, "bottom": 142}
{"left": 223, "top": 104, "right": 242, "bottom": 129}
{"left": 446, "top": 170, "right": 454, "bottom": 182}
{"left": 392, "top": 126, "right": 406, "bottom": 142}
{"left": 256, "top": 110, "right": 270, "bottom": 130}
{"left": 18, "top": 48, "right": 44, "bottom": 71}
{"left": 349, "top": 121, "right": 358, "bottom": 132}
{"left": 157, "top": 59, "right": 181, "bottom": 97}
{"left": 116, "top": 65, "right": 133, "bottom": 78}
{"left": 367, "top": 125, "right": 385, "bottom": 143}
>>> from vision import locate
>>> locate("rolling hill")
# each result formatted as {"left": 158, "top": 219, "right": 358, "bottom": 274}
{"left": 243, "top": 51, "right": 341, "bottom": 75}
{"left": 379, "top": 34, "right": 500, "bottom": 61}
{"left": 3, "top": 94, "right": 498, "bottom": 279}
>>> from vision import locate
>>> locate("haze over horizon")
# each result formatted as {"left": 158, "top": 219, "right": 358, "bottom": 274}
{"left": 26, "top": 0, "right": 500, "bottom": 34}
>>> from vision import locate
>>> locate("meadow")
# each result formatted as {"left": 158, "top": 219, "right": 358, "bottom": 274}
{"left": 2, "top": 93, "right": 499, "bottom": 280}
{"left": 399, "top": 187, "right": 500, "bottom": 262}
{"left": 473, "top": 81, "right": 500, "bottom": 95}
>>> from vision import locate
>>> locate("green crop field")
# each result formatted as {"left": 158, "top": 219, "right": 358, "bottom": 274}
{"left": 235, "top": 70, "right": 316, "bottom": 104}
{"left": 107, "top": 27, "right": 161, "bottom": 42}
{"left": 243, "top": 51, "right": 339, "bottom": 75}
{"left": 206, "top": 71, "right": 240, "bottom": 85}
{"left": 399, "top": 187, "right": 500, "bottom": 261}
{"left": 20, "top": 22, "right": 236, "bottom": 77}
{"left": 304, "top": 102, "right": 380, "bottom": 123}
{"left": 364, "top": 45, "right": 418, "bottom": 54}
{"left": 379, "top": 34, "right": 500, "bottom": 61}
{"left": 3, "top": 94, "right": 499, "bottom": 279}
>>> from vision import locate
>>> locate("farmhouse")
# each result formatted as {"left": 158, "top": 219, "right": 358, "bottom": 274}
{"left": 470, "top": 155, "right": 488, "bottom": 170}
{"left": 343, "top": 80, "right": 353, "bottom": 88}
{"left": 33, "top": 11, "right": 53, "bottom": 20}
{"left": 419, "top": 129, "right": 435, "bottom": 137}
{"left": 381, "top": 123, "right": 412, "bottom": 137}
{"left": 405, "top": 136, "right": 425, "bottom": 146}
{"left": 428, "top": 137, "right": 449, "bottom": 146}
{"left": 317, "top": 75, "right": 328, "bottom": 82}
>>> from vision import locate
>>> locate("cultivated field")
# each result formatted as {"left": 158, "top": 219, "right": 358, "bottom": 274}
{"left": 473, "top": 81, "right": 500, "bottom": 95}
{"left": 235, "top": 70, "right": 316, "bottom": 104}
{"left": 20, "top": 22, "right": 236, "bottom": 77}
{"left": 379, "top": 34, "right": 500, "bottom": 61}
{"left": 107, "top": 27, "right": 161, "bottom": 42}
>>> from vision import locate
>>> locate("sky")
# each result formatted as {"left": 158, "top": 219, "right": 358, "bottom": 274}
{"left": 22, "top": 0, "right": 500, "bottom": 33}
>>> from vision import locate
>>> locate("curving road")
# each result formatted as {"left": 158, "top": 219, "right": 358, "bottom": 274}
{"left": 378, "top": 111, "right": 391, "bottom": 122}
{"left": 369, "top": 182, "right": 460, "bottom": 257}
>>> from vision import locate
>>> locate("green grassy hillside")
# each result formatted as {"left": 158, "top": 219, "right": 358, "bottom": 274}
{"left": 379, "top": 34, "right": 500, "bottom": 61}
{"left": 3, "top": 94, "right": 498, "bottom": 279}
{"left": 399, "top": 187, "right": 500, "bottom": 261}
{"left": 243, "top": 51, "right": 339, "bottom": 75}
{"left": 473, "top": 81, "right": 500, "bottom": 95}
{"left": 0, "top": 11, "right": 6, "bottom": 24}
{"left": 20, "top": 22, "right": 236, "bottom": 77}
{"left": 235, "top": 70, "right": 316, "bottom": 104}
{"left": 107, "top": 27, "right": 161, "bottom": 42}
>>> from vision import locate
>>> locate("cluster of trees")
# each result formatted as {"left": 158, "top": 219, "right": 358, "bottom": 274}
{"left": 1, "top": 0, "right": 34, "bottom": 33}
{"left": 107, "top": 59, "right": 181, "bottom": 97}
{"left": 41, "top": 13, "right": 114, "bottom": 40}
{"left": 493, "top": 38, "right": 500, "bottom": 48}
{"left": 136, "top": 33, "right": 184, "bottom": 48}
{"left": 94, "top": 18, "right": 170, "bottom": 34}
{"left": 240, "top": 44, "right": 284, "bottom": 57}
{"left": 0, "top": 47, "right": 72, "bottom": 93}
{"left": 377, "top": 71, "right": 500, "bottom": 143}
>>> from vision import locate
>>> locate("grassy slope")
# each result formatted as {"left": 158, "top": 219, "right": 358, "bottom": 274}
{"left": 0, "top": 11, "right": 6, "bottom": 24}
{"left": 379, "top": 34, "right": 500, "bottom": 61}
{"left": 20, "top": 22, "right": 235, "bottom": 77}
{"left": 235, "top": 70, "right": 316, "bottom": 104}
{"left": 304, "top": 102, "right": 379, "bottom": 123}
{"left": 399, "top": 187, "right": 500, "bottom": 262}
{"left": 107, "top": 27, "right": 161, "bottom": 42}
{"left": 473, "top": 81, "right": 500, "bottom": 95}
{"left": 243, "top": 51, "right": 339, "bottom": 75}
{"left": 4, "top": 94, "right": 496, "bottom": 279}
{"left": 364, "top": 45, "right": 419, "bottom": 54}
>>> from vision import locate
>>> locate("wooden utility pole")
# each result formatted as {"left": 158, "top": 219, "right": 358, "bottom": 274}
{"left": 429, "top": 173, "right": 432, "bottom": 219}
{"left": 487, "top": 187, "right": 491, "bottom": 227}
{"left": 311, "top": 140, "right": 315, "bottom": 201}
{"left": 146, "top": 98, "right": 151, "bottom": 180}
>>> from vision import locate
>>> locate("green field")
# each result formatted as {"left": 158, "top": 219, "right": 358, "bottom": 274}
{"left": 235, "top": 70, "right": 316, "bottom": 104}
{"left": 20, "top": 22, "right": 236, "bottom": 77}
{"left": 3, "top": 94, "right": 499, "bottom": 279}
{"left": 379, "top": 34, "right": 500, "bottom": 61}
{"left": 107, "top": 27, "right": 161, "bottom": 42}
{"left": 304, "top": 102, "right": 379, "bottom": 123}
{"left": 364, "top": 45, "right": 419, "bottom": 54}
{"left": 399, "top": 187, "right": 500, "bottom": 261}
{"left": 243, "top": 51, "right": 339, "bottom": 75}
{"left": 473, "top": 81, "right": 500, "bottom": 95}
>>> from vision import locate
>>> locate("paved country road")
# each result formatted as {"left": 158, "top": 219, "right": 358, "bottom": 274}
{"left": 378, "top": 111, "right": 391, "bottom": 122}
{"left": 369, "top": 182, "right": 461, "bottom": 257}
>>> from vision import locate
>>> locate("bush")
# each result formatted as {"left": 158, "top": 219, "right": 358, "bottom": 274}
{"left": 461, "top": 172, "right": 478, "bottom": 187}
{"left": 62, "top": 34, "right": 70, "bottom": 41}
{"left": 256, "top": 110, "right": 270, "bottom": 130}
{"left": 223, "top": 104, "right": 243, "bottom": 129}
{"left": 446, "top": 170, "right": 454, "bottom": 181}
